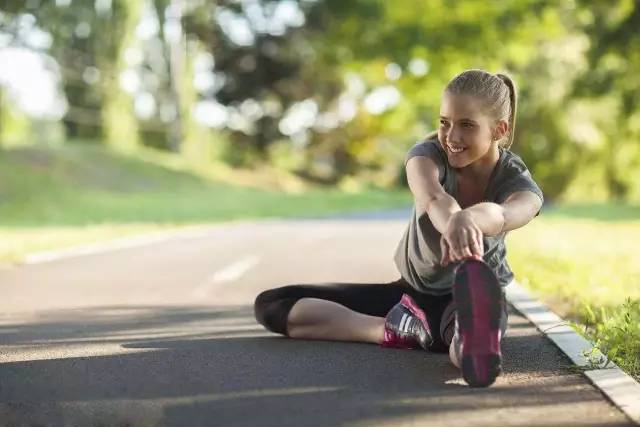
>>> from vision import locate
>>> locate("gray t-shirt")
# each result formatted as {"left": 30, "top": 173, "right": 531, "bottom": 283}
{"left": 393, "top": 137, "right": 544, "bottom": 295}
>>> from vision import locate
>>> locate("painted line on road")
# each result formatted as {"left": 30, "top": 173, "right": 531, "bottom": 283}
{"left": 18, "top": 215, "right": 398, "bottom": 266}
{"left": 506, "top": 281, "right": 640, "bottom": 425}
{"left": 21, "top": 221, "right": 266, "bottom": 265}
{"left": 191, "top": 255, "right": 261, "bottom": 299}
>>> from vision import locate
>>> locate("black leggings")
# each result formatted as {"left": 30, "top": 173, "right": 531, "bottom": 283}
{"left": 254, "top": 277, "right": 508, "bottom": 353}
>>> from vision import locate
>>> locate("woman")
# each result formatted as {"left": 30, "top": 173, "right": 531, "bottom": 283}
{"left": 254, "top": 69, "right": 544, "bottom": 388}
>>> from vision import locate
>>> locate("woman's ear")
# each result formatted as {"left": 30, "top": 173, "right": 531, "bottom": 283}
{"left": 492, "top": 120, "right": 509, "bottom": 141}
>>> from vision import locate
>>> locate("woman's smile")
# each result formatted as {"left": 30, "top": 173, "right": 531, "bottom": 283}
{"left": 447, "top": 143, "right": 467, "bottom": 154}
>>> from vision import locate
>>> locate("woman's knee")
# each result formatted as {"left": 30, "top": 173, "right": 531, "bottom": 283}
{"left": 254, "top": 287, "right": 300, "bottom": 336}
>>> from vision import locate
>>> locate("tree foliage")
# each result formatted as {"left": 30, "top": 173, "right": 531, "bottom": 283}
{"left": 1, "top": 0, "right": 639, "bottom": 200}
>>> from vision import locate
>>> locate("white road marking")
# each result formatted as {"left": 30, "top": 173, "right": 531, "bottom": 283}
{"left": 22, "top": 226, "right": 224, "bottom": 264}
{"left": 191, "top": 255, "right": 260, "bottom": 299}
{"left": 20, "top": 220, "right": 267, "bottom": 265}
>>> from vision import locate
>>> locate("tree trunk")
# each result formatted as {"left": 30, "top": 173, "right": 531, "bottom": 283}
{"left": 100, "top": 0, "right": 143, "bottom": 152}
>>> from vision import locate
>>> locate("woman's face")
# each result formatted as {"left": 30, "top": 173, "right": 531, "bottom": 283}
{"left": 437, "top": 91, "right": 499, "bottom": 169}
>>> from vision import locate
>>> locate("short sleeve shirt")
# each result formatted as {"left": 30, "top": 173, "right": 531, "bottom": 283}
{"left": 393, "top": 136, "right": 544, "bottom": 295}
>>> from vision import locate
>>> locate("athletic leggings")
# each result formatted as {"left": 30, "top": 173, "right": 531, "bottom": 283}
{"left": 253, "top": 275, "right": 509, "bottom": 353}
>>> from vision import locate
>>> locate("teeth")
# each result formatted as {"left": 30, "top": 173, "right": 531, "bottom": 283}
{"left": 448, "top": 144, "right": 465, "bottom": 153}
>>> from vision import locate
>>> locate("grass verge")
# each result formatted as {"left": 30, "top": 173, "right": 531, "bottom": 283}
{"left": 0, "top": 143, "right": 412, "bottom": 262}
{"left": 507, "top": 216, "right": 640, "bottom": 380}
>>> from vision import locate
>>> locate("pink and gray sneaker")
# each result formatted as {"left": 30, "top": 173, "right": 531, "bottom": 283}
{"left": 452, "top": 259, "right": 504, "bottom": 387}
{"left": 381, "top": 294, "right": 433, "bottom": 350}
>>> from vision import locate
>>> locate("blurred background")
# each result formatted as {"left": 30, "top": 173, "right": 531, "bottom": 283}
{"left": 0, "top": 1, "right": 638, "bottom": 377}
{"left": 3, "top": 0, "right": 640, "bottom": 199}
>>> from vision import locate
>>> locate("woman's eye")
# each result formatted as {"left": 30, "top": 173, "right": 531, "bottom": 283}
{"left": 462, "top": 123, "right": 474, "bottom": 128}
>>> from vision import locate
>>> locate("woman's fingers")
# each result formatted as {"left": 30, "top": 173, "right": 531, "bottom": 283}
{"left": 457, "top": 230, "right": 474, "bottom": 259}
{"left": 461, "top": 228, "right": 482, "bottom": 259}
{"left": 470, "top": 231, "right": 483, "bottom": 259}
{"left": 450, "top": 233, "right": 462, "bottom": 260}
{"left": 475, "top": 229, "right": 484, "bottom": 259}
{"left": 440, "top": 237, "right": 450, "bottom": 266}
{"left": 443, "top": 225, "right": 484, "bottom": 264}
{"left": 460, "top": 245, "right": 473, "bottom": 258}
{"left": 453, "top": 228, "right": 483, "bottom": 261}
{"left": 470, "top": 239, "right": 481, "bottom": 259}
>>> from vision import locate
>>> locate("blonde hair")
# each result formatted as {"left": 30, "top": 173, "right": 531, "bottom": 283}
{"left": 444, "top": 69, "right": 517, "bottom": 150}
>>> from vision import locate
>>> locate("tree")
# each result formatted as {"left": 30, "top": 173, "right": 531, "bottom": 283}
{"left": 571, "top": 0, "right": 640, "bottom": 200}
{"left": 1, "top": 0, "right": 142, "bottom": 150}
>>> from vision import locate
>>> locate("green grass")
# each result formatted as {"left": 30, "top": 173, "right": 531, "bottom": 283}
{"left": 539, "top": 202, "right": 640, "bottom": 222}
{"left": 0, "top": 143, "right": 412, "bottom": 261}
{"left": 507, "top": 215, "right": 640, "bottom": 380}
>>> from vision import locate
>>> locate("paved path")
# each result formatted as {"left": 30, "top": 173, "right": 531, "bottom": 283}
{"left": 0, "top": 215, "right": 633, "bottom": 426}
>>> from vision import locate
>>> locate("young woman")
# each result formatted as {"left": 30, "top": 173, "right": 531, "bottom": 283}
{"left": 253, "top": 69, "right": 544, "bottom": 388}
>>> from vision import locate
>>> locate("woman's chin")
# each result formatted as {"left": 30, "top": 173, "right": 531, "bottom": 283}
{"left": 447, "top": 155, "right": 464, "bottom": 168}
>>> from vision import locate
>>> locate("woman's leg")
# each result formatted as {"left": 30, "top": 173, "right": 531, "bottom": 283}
{"left": 254, "top": 280, "right": 406, "bottom": 344}
{"left": 286, "top": 298, "right": 386, "bottom": 343}
{"left": 444, "top": 260, "right": 509, "bottom": 387}
{"left": 445, "top": 300, "right": 509, "bottom": 369}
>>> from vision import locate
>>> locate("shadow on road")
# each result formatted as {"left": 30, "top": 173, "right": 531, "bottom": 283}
{"left": 0, "top": 305, "right": 631, "bottom": 426}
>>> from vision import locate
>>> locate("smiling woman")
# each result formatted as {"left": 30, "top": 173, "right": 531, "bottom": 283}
{"left": 254, "top": 69, "right": 544, "bottom": 388}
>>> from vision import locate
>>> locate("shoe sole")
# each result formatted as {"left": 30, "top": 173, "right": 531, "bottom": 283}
{"left": 453, "top": 260, "right": 503, "bottom": 388}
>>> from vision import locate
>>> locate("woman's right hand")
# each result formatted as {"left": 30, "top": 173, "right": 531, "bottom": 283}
{"left": 440, "top": 211, "right": 484, "bottom": 266}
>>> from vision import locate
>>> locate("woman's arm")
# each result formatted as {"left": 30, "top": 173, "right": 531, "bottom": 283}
{"left": 439, "top": 191, "right": 542, "bottom": 265}
{"left": 406, "top": 156, "right": 462, "bottom": 234}
{"left": 463, "top": 191, "right": 543, "bottom": 236}
{"left": 407, "top": 155, "right": 484, "bottom": 264}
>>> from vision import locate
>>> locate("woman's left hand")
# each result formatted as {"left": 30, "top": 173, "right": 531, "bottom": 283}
{"left": 440, "top": 211, "right": 484, "bottom": 266}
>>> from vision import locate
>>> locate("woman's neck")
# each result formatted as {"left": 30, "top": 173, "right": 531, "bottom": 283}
{"left": 458, "top": 145, "right": 501, "bottom": 181}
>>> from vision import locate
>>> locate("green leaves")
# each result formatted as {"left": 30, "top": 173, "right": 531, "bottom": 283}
{"left": 576, "top": 297, "right": 640, "bottom": 379}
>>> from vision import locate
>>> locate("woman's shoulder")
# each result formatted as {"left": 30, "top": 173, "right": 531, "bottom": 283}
{"left": 498, "top": 147, "right": 533, "bottom": 177}
{"left": 404, "top": 134, "right": 449, "bottom": 185}
{"left": 404, "top": 134, "right": 446, "bottom": 165}
{"left": 492, "top": 147, "right": 543, "bottom": 203}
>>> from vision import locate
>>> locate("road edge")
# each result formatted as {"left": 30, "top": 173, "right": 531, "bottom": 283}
{"left": 506, "top": 281, "right": 640, "bottom": 425}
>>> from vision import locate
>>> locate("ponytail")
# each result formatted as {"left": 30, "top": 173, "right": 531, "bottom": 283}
{"left": 495, "top": 73, "right": 517, "bottom": 150}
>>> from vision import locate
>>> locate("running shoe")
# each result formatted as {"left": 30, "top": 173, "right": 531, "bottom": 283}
{"left": 452, "top": 259, "right": 504, "bottom": 387}
{"left": 381, "top": 293, "right": 433, "bottom": 350}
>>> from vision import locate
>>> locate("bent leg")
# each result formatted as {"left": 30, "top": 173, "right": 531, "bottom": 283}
{"left": 286, "top": 298, "right": 387, "bottom": 343}
{"left": 254, "top": 280, "right": 406, "bottom": 344}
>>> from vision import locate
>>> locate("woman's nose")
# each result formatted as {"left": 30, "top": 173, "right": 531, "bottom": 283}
{"left": 447, "top": 125, "right": 461, "bottom": 143}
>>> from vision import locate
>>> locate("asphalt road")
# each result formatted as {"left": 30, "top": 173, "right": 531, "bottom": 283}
{"left": 0, "top": 213, "right": 633, "bottom": 426}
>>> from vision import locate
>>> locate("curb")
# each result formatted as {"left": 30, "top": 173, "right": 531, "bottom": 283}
{"left": 506, "top": 281, "right": 640, "bottom": 425}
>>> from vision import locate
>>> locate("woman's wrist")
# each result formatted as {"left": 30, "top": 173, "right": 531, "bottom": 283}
{"left": 446, "top": 210, "right": 474, "bottom": 231}
{"left": 461, "top": 203, "right": 505, "bottom": 236}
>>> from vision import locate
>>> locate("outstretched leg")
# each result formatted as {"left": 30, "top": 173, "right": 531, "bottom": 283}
{"left": 449, "top": 259, "right": 508, "bottom": 387}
